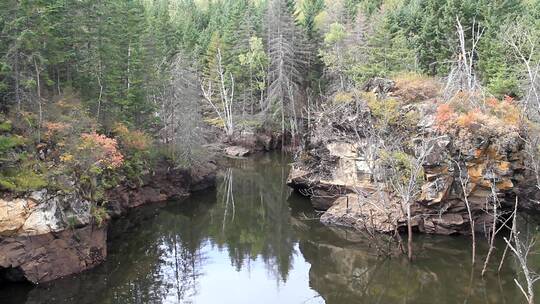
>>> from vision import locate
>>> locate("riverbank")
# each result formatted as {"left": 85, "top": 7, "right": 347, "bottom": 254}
{"left": 0, "top": 125, "right": 290, "bottom": 284}
{"left": 0, "top": 159, "right": 217, "bottom": 284}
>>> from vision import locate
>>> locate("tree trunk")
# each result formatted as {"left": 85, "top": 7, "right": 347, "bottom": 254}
{"left": 407, "top": 203, "right": 413, "bottom": 261}
{"left": 33, "top": 57, "right": 42, "bottom": 143}
{"left": 14, "top": 53, "right": 21, "bottom": 113}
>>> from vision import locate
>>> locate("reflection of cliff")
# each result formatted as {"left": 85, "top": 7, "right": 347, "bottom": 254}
{"left": 298, "top": 225, "right": 527, "bottom": 304}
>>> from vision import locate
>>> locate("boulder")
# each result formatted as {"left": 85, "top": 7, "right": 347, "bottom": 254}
{"left": 362, "top": 77, "right": 395, "bottom": 96}
{"left": 224, "top": 145, "right": 250, "bottom": 157}
{"left": 321, "top": 194, "right": 402, "bottom": 233}
{"left": 0, "top": 198, "right": 34, "bottom": 237}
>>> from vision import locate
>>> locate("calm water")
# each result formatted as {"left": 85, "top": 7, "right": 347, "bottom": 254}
{"left": 2, "top": 153, "right": 540, "bottom": 304}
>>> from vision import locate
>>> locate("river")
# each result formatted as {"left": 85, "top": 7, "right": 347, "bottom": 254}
{"left": 2, "top": 152, "right": 539, "bottom": 304}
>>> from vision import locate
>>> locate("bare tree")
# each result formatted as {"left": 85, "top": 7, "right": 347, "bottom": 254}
{"left": 454, "top": 160, "right": 477, "bottom": 265}
{"left": 201, "top": 48, "right": 235, "bottom": 137}
{"left": 481, "top": 177, "right": 500, "bottom": 277}
{"left": 151, "top": 53, "right": 205, "bottom": 165}
{"left": 503, "top": 20, "right": 540, "bottom": 118}
{"left": 382, "top": 137, "right": 436, "bottom": 260}
{"left": 504, "top": 199, "right": 540, "bottom": 304}
{"left": 265, "top": 0, "right": 308, "bottom": 132}
{"left": 444, "top": 18, "right": 484, "bottom": 103}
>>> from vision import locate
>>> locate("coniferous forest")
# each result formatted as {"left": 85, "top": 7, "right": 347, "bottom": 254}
{"left": 2, "top": 1, "right": 540, "bottom": 303}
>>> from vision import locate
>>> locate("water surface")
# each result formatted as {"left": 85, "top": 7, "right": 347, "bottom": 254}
{"left": 2, "top": 153, "right": 539, "bottom": 304}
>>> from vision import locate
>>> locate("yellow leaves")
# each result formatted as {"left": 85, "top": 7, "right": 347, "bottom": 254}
{"left": 368, "top": 96, "right": 401, "bottom": 125}
{"left": 204, "top": 117, "right": 225, "bottom": 128}
{"left": 60, "top": 153, "right": 74, "bottom": 163}
{"left": 113, "top": 123, "right": 150, "bottom": 152}
{"left": 113, "top": 122, "right": 129, "bottom": 136}
{"left": 456, "top": 110, "right": 480, "bottom": 129}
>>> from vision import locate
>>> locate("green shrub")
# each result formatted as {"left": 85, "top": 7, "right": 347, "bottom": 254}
{"left": 91, "top": 204, "right": 109, "bottom": 227}
{"left": 0, "top": 120, "right": 12, "bottom": 132}
{"left": 0, "top": 168, "right": 47, "bottom": 192}
{"left": 0, "top": 135, "right": 26, "bottom": 153}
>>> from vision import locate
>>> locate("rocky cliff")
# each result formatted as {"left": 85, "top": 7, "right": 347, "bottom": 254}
{"left": 0, "top": 161, "right": 216, "bottom": 284}
{"left": 287, "top": 79, "right": 534, "bottom": 236}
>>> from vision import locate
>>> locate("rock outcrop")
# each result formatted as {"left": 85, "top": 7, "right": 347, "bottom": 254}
{"left": 287, "top": 142, "right": 374, "bottom": 210}
{"left": 0, "top": 224, "right": 106, "bottom": 284}
{"left": 0, "top": 190, "right": 103, "bottom": 284}
{"left": 106, "top": 161, "right": 217, "bottom": 217}
{"left": 224, "top": 146, "right": 251, "bottom": 157}
{"left": 0, "top": 190, "right": 93, "bottom": 238}
{"left": 211, "top": 129, "right": 284, "bottom": 159}
{"left": 0, "top": 160, "right": 217, "bottom": 284}
{"left": 288, "top": 79, "right": 531, "bottom": 235}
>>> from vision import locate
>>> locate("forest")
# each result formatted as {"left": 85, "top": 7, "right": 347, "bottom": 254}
{"left": 1, "top": 0, "right": 539, "bottom": 190}
{"left": 2, "top": 0, "right": 540, "bottom": 303}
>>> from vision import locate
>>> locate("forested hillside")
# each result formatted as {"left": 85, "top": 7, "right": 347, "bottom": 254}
{"left": 2, "top": 0, "right": 538, "bottom": 132}
{"left": 0, "top": 0, "right": 537, "bottom": 203}
{"left": 1, "top": 0, "right": 540, "bottom": 212}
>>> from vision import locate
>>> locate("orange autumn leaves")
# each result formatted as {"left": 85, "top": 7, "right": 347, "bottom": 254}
{"left": 79, "top": 132, "right": 124, "bottom": 169}
{"left": 113, "top": 123, "right": 150, "bottom": 152}
{"left": 435, "top": 96, "right": 521, "bottom": 132}
{"left": 59, "top": 123, "right": 151, "bottom": 170}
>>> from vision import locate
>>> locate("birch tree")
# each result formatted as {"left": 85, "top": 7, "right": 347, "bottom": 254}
{"left": 201, "top": 48, "right": 235, "bottom": 137}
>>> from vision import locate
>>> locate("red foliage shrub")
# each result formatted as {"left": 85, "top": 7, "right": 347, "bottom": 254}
{"left": 435, "top": 103, "right": 456, "bottom": 131}
{"left": 79, "top": 132, "right": 124, "bottom": 169}
{"left": 44, "top": 122, "right": 71, "bottom": 140}
{"left": 486, "top": 97, "right": 499, "bottom": 108}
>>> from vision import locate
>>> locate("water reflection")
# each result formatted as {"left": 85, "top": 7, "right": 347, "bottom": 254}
{"left": 1, "top": 153, "right": 540, "bottom": 304}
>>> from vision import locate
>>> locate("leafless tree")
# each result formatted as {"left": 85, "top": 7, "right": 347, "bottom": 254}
{"left": 503, "top": 20, "right": 540, "bottom": 118}
{"left": 201, "top": 48, "right": 235, "bottom": 137}
{"left": 481, "top": 177, "right": 501, "bottom": 277}
{"left": 150, "top": 53, "right": 205, "bottom": 165}
{"left": 504, "top": 199, "right": 540, "bottom": 304}
{"left": 382, "top": 137, "right": 436, "bottom": 261}
{"left": 265, "top": 0, "right": 308, "bottom": 132}
{"left": 453, "top": 160, "right": 477, "bottom": 265}
{"left": 444, "top": 18, "right": 484, "bottom": 103}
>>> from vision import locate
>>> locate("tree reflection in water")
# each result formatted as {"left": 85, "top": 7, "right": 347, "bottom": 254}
{"left": 5, "top": 153, "right": 540, "bottom": 304}
{"left": 205, "top": 154, "right": 297, "bottom": 282}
